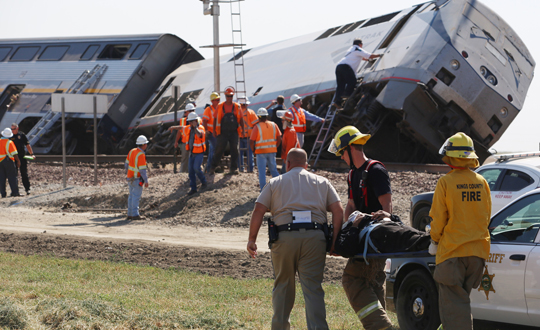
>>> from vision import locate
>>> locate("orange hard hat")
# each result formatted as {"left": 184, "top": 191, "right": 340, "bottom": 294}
{"left": 224, "top": 87, "right": 235, "bottom": 96}
{"left": 283, "top": 111, "right": 294, "bottom": 122}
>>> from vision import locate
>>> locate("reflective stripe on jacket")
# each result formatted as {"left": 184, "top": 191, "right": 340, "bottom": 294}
{"left": 215, "top": 102, "right": 242, "bottom": 135}
{"left": 203, "top": 105, "right": 216, "bottom": 134}
{"left": 252, "top": 121, "right": 279, "bottom": 154}
{"left": 125, "top": 148, "right": 147, "bottom": 179}
{"left": 289, "top": 106, "right": 306, "bottom": 133}
{"left": 0, "top": 138, "right": 18, "bottom": 162}
{"left": 182, "top": 124, "right": 206, "bottom": 153}
{"left": 240, "top": 109, "right": 259, "bottom": 138}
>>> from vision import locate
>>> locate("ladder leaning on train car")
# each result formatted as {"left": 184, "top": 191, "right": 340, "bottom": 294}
{"left": 27, "top": 64, "right": 108, "bottom": 151}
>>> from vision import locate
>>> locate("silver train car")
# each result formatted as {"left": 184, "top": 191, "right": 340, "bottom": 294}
{"left": 0, "top": 34, "right": 203, "bottom": 154}
{"left": 126, "top": 0, "right": 534, "bottom": 163}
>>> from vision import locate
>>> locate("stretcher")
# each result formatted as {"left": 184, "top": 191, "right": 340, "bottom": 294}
{"left": 361, "top": 251, "right": 432, "bottom": 259}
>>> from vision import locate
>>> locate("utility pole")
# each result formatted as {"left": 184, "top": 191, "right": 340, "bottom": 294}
{"left": 200, "top": 0, "right": 245, "bottom": 94}
{"left": 201, "top": 0, "right": 222, "bottom": 93}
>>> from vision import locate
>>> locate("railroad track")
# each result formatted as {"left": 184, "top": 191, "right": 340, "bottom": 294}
{"left": 32, "top": 155, "right": 449, "bottom": 174}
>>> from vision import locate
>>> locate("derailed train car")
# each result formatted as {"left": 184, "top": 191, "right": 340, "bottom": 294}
{"left": 127, "top": 0, "right": 534, "bottom": 163}
{"left": 0, "top": 34, "right": 203, "bottom": 154}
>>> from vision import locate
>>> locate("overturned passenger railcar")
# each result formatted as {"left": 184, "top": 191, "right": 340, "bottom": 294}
{"left": 129, "top": 0, "right": 533, "bottom": 163}
{"left": 0, "top": 34, "right": 203, "bottom": 154}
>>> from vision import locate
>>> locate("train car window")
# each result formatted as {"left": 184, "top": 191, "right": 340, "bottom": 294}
{"left": 0, "top": 84, "right": 25, "bottom": 117}
{"left": 228, "top": 49, "right": 251, "bottom": 62}
{"left": 129, "top": 43, "right": 150, "bottom": 60}
{"left": 0, "top": 47, "right": 12, "bottom": 61}
{"left": 168, "top": 89, "right": 203, "bottom": 113}
{"left": 10, "top": 46, "right": 40, "bottom": 61}
{"left": 81, "top": 45, "right": 100, "bottom": 60}
{"left": 315, "top": 26, "right": 340, "bottom": 41}
{"left": 362, "top": 12, "right": 399, "bottom": 28}
{"left": 38, "top": 46, "right": 69, "bottom": 61}
{"left": 98, "top": 44, "right": 131, "bottom": 60}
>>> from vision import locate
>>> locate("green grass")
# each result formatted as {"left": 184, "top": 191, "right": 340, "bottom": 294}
{"left": 0, "top": 252, "right": 397, "bottom": 329}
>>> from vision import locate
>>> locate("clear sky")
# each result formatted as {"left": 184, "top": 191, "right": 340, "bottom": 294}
{"left": 0, "top": 0, "right": 538, "bottom": 153}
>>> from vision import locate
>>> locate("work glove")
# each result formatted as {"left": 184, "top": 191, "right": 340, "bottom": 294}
{"left": 428, "top": 240, "right": 438, "bottom": 255}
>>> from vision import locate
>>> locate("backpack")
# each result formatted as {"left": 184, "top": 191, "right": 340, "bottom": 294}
{"left": 221, "top": 105, "right": 239, "bottom": 132}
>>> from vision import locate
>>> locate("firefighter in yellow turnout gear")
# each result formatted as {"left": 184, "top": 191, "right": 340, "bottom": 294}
{"left": 429, "top": 132, "right": 491, "bottom": 330}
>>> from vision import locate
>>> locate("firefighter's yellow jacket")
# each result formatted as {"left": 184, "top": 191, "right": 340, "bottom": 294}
{"left": 430, "top": 166, "right": 491, "bottom": 264}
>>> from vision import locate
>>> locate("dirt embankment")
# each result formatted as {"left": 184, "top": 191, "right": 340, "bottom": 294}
{"left": 1, "top": 162, "right": 441, "bottom": 281}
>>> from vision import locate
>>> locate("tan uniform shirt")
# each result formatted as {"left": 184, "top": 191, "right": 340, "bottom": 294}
{"left": 256, "top": 167, "right": 340, "bottom": 225}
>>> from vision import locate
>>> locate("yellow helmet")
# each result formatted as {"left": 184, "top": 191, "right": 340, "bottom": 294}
{"left": 328, "top": 126, "right": 371, "bottom": 156}
{"left": 439, "top": 132, "right": 477, "bottom": 159}
{"left": 210, "top": 92, "right": 220, "bottom": 101}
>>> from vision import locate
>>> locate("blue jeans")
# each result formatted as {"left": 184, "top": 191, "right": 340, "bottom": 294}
{"left": 127, "top": 179, "right": 143, "bottom": 217}
{"left": 256, "top": 153, "right": 279, "bottom": 191}
{"left": 238, "top": 138, "right": 254, "bottom": 172}
{"left": 206, "top": 134, "right": 216, "bottom": 171}
{"left": 189, "top": 152, "right": 207, "bottom": 192}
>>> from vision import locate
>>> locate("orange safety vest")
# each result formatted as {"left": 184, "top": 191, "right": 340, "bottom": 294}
{"left": 182, "top": 124, "right": 206, "bottom": 153}
{"left": 252, "top": 121, "right": 279, "bottom": 154}
{"left": 202, "top": 105, "right": 216, "bottom": 134}
{"left": 240, "top": 108, "right": 259, "bottom": 138}
{"left": 0, "top": 138, "right": 18, "bottom": 162}
{"left": 125, "top": 148, "right": 147, "bottom": 179}
{"left": 215, "top": 102, "right": 242, "bottom": 135}
{"left": 289, "top": 106, "right": 306, "bottom": 133}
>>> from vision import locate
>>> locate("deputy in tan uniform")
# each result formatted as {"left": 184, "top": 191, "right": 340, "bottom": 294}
{"left": 429, "top": 132, "right": 491, "bottom": 330}
{"left": 247, "top": 148, "right": 343, "bottom": 330}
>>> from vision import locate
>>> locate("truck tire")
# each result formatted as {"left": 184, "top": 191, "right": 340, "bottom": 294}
{"left": 396, "top": 269, "right": 440, "bottom": 330}
{"left": 412, "top": 206, "right": 432, "bottom": 232}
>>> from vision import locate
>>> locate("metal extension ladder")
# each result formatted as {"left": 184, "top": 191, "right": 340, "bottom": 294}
{"left": 229, "top": 0, "right": 250, "bottom": 165}
{"left": 308, "top": 104, "right": 339, "bottom": 169}
{"left": 28, "top": 64, "right": 108, "bottom": 147}
{"left": 26, "top": 110, "right": 62, "bottom": 146}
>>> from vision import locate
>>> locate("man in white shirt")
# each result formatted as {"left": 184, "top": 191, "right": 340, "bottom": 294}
{"left": 334, "top": 39, "right": 383, "bottom": 109}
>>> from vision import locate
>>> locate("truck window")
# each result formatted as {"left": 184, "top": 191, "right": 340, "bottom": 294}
{"left": 499, "top": 170, "right": 534, "bottom": 191}
{"left": 478, "top": 168, "right": 503, "bottom": 191}
{"left": 490, "top": 193, "right": 540, "bottom": 243}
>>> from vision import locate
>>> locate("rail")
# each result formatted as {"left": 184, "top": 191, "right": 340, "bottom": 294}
{"left": 31, "top": 155, "right": 449, "bottom": 174}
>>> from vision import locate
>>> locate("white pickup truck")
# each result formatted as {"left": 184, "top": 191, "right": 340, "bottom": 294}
{"left": 386, "top": 188, "right": 540, "bottom": 329}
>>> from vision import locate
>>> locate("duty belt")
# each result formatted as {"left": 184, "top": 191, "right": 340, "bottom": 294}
{"left": 276, "top": 222, "right": 324, "bottom": 232}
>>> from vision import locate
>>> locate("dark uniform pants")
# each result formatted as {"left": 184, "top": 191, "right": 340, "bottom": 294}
{"left": 211, "top": 131, "right": 238, "bottom": 171}
{"left": 434, "top": 256, "right": 485, "bottom": 330}
{"left": 17, "top": 157, "right": 30, "bottom": 192}
{"left": 0, "top": 158, "right": 20, "bottom": 197}
{"left": 342, "top": 258, "right": 393, "bottom": 330}
{"left": 271, "top": 229, "right": 328, "bottom": 330}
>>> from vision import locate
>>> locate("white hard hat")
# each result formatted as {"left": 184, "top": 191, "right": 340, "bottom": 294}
{"left": 185, "top": 103, "right": 196, "bottom": 111}
{"left": 290, "top": 94, "right": 302, "bottom": 103}
{"left": 187, "top": 112, "right": 199, "bottom": 122}
{"left": 257, "top": 108, "right": 268, "bottom": 116}
{"left": 276, "top": 110, "right": 286, "bottom": 118}
{"left": 238, "top": 97, "right": 250, "bottom": 105}
{"left": 1, "top": 128, "right": 13, "bottom": 138}
{"left": 136, "top": 135, "right": 149, "bottom": 145}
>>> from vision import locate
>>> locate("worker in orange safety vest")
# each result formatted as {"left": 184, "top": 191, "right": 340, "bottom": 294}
{"left": 125, "top": 135, "right": 149, "bottom": 220}
{"left": 202, "top": 92, "right": 220, "bottom": 172}
{"left": 182, "top": 112, "right": 208, "bottom": 196}
{"left": 208, "top": 87, "right": 244, "bottom": 175}
{"left": 250, "top": 108, "right": 281, "bottom": 191}
{"left": 0, "top": 128, "right": 21, "bottom": 198}
{"left": 277, "top": 110, "right": 300, "bottom": 174}
{"left": 168, "top": 103, "right": 196, "bottom": 173}
{"left": 238, "top": 97, "right": 259, "bottom": 173}
{"left": 288, "top": 94, "right": 324, "bottom": 147}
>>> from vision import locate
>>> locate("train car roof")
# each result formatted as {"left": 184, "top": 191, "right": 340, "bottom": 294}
{"left": 0, "top": 33, "right": 190, "bottom": 45}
